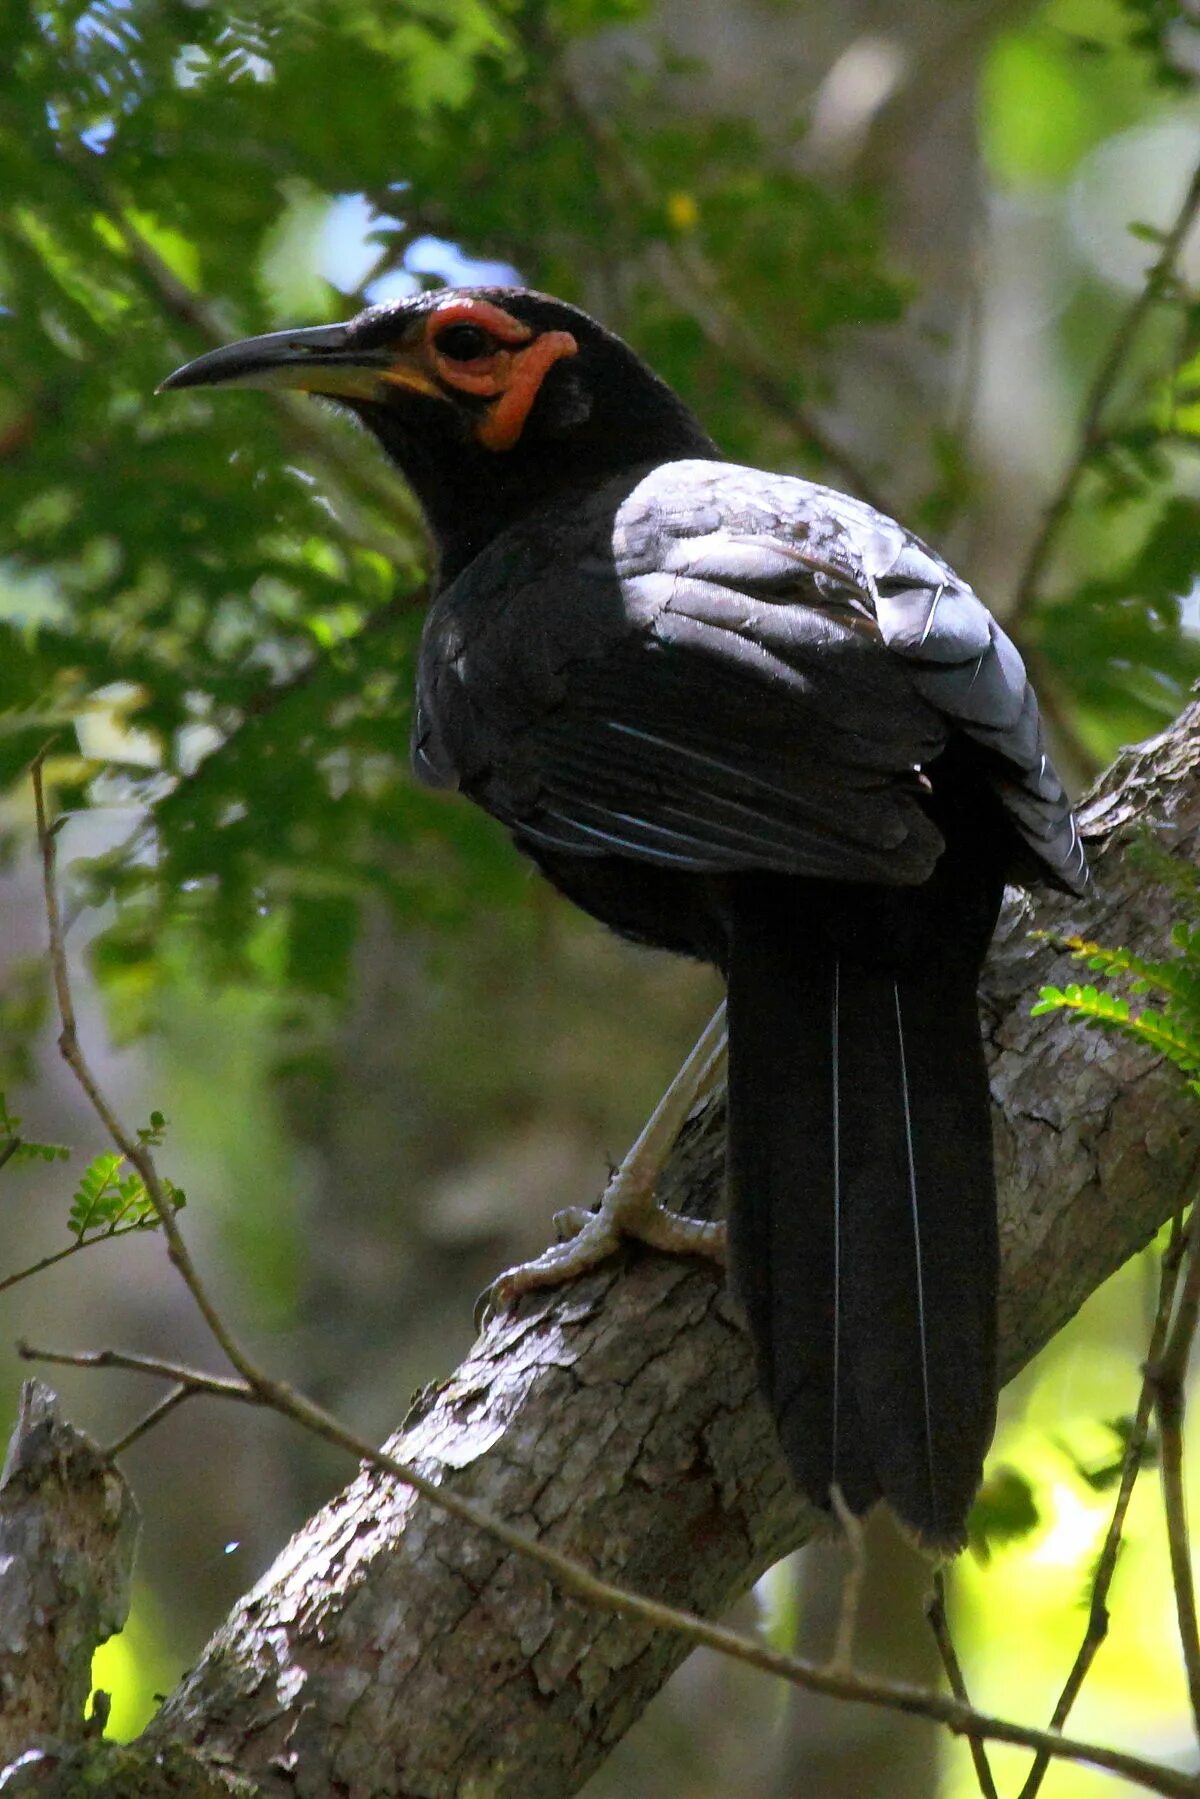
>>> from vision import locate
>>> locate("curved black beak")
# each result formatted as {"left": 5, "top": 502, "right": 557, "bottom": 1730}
{"left": 157, "top": 321, "right": 420, "bottom": 400}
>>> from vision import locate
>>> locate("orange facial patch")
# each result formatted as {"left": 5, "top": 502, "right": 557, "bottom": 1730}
{"left": 428, "top": 296, "right": 536, "bottom": 347}
{"left": 419, "top": 297, "right": 578, "bottom": 452}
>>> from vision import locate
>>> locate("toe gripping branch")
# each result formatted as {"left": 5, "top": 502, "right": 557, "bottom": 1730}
{"left": 476, "top": 1004, "right": 728, "bottom": 1329}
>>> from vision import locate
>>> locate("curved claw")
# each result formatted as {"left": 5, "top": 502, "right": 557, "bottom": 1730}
{"left": 473, "top": 1005, "right": 730, "bottom": 1336}
{"left": 473, "top": 1279, "right": 502, "bottom": 1335}
{"left": 552, "top": 1205, "right": 593, "bottom": 1241}
{"left": 473, "top": 1201, "right": 726, "bottom": 1337}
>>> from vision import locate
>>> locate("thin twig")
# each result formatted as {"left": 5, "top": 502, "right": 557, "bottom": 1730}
{"left": 828, "top": 1484, "right": 866, "bottom": 1673}
{"left": 926, "top": 1569, "right": 999, "bottom": 1799}
{"left": 0, "top": 1139, "right": 22, "bottom": 1174}
{"left": 104, "top": 1386, "right": 193, "bottom": 1458}
{"left": 25, "top": 758, "right": 1200, "bottom": 1799}
{"left": 17, "top": 1344, "right": 249, "bottom": 1459}
{"left": 1151, "top": 1202, "right": 1200, "bottom": 1747}
{"left": 1018, "top": 1219, "right": 1186, "bottom": 1799}
{"left": 1011, "top": 156, "right": 1200, "bottom": 623}
{"left": 0, "top": 1220, "right": 156, "bottom": 1297}
{"left": 17, "top": 1342, "right": 255, "bottom": 1403}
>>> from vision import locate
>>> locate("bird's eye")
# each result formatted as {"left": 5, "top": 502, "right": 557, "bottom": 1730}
{"left": 433, "top": 323, "right": 496, "bottom": 362}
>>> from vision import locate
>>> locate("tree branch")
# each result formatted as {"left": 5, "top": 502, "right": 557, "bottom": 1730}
{"left": 18, "top": 712, "right": 1200, "bottom": 1784}
{"left": 1150, "top": 1196, "right": 1200, "bottom": 1746}
{"left": 926, "top": 1571, "right": 998, "bottom": 1799}
{"left": 1017, "top": 1214, "right": 1186, "bottom": 1799}
{"left": 108, "top": 697, "right": 1200, "bottom": 1795}
{"left": 0, "top": 1381, "right": 138, "bottom": 1765}
{"left": 1010, "top": 156, "right": 1200, "bottom": 624}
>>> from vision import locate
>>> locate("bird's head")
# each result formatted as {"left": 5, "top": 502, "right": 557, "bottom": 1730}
{"left": 160, "top": 287, "right": 717, "bottom": 578}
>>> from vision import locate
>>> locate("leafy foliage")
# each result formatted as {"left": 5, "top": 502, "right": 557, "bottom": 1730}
{"left": 967, "top": 1465, "right": 1042, "bottom": 1565}
{"left": 2, "top": 1088, "right": 182, "bottom": 1247}
{"left": 1055, "top": 1414, "right": 1159, "bottom": 1494}
{"left": 1033, "top": 879, "right": 1200, "bottom": 1096}
{"left": 1, "top": 0, "right": 1197, "bottom": 1048}
{"left": 1118, "top": 0, "right": 1200, "bottom": 87}
{"left": 67, "top": 1126, "right": 185, "bottom": 1241}
{"left": 0, "top": 1090, "right": 70, "bottom": 1165}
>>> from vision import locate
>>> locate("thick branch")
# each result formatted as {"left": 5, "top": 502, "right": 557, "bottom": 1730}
{"left": 131, "top": 699, "right": 1200, "bottom": 1796}
{"left": 0, "top": 1382, "right": 138, "bottom": 1763}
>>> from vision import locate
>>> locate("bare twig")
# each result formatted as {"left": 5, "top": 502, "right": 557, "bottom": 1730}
{"left": 0, "top": 1220, "right": 157, "bottom": 1297}
{"left": 1011, "top": 157, "right": 1200, "bottom": 623}
{"left": 0, "top": 1139, "right": 22, "bottom": 1174}
{"left": 828, "top": 1484, "right": 866, "bottom": 1673}
{"left": 17, "top": 1342, "right": 255, "bottom": 1404}
{"left": 1018, "top": 1220, "right": 1186, "bottom": 1799}
{"left": 103, "top": 1387, "right": 193, "bottom": 1459}
{"left": 926, "top": 1569, "right": 999, "bottom": 1799}
{"left": 24, "top": 757, "right": 1200, "bottom": 1798}
{"left": 1151, "top": 1202, "right": 1200, "bottom": 1747}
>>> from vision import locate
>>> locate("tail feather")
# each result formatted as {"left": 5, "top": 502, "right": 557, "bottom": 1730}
{"left": 725, "top": 872, "right": 999, "bottom": 1550}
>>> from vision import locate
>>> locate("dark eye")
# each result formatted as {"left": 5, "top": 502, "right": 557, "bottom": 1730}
{"left": 434, "top": 323, "right": 495, "bottom": 361}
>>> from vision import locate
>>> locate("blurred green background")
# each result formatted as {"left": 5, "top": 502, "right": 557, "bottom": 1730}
{"left": 2, "top": 0, "right": 1199, "bottom": 1792}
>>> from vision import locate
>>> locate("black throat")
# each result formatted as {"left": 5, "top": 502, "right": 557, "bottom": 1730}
{"left": 347, "top": 357, "right": 718, "bottom": 586}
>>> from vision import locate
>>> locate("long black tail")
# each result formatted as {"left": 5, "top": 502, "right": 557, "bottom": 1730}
{"left": 725, "top": 870, "right": 1001, "bottom": 1552}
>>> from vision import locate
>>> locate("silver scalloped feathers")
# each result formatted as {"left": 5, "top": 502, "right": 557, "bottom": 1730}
{"left": 413, "top": 457, "right": 1091, "bottom": 899}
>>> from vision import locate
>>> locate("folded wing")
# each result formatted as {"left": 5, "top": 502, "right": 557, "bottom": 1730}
{"left": 413, "top": 461, "right": 1090, "bottom": 898}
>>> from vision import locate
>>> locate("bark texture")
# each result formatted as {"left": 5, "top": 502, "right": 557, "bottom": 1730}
{"left": 0, "top": 1381, "right": 138, "bottom": 1764}
{"left": 129, "top": 700, "right": 1200, "bottom": 1798}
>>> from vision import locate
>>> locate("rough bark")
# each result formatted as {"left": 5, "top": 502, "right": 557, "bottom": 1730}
{"left": 0, "top": 1381, "right": 138, "bottom": 1766}
{"left": 112, "top": 700, "right": 1200, "bottom": 1798}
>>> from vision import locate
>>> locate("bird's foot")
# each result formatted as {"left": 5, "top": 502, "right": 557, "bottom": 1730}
{"left": 476, "top": 1168, "right": 726, "bottom": 1329}
{"left": 476, "top": 1002, "right": 729, "bottom": 1330}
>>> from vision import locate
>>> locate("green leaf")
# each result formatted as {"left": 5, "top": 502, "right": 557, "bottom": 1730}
{"left": 967, "top": 1465, "right": 1042, "bottom": 1564}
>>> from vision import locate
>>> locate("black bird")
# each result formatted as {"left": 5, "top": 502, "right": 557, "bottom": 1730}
{"left": 162, "top": 288, "right": 1090, "bottom": 1551}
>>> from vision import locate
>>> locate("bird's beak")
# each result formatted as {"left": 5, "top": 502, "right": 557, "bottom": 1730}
{"left": 158, "top": 321, "right": 440, "bottom": 402}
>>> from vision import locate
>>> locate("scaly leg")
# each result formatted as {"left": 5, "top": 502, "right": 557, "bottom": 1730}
{"left": 478, "top": 1003, "right": 728, "bottom": 1324}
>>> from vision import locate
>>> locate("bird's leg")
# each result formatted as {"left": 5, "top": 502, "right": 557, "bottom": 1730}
{"left": 827, "top": 1485, "right": 866, "bottom": 1674}
{"left": 479, "top": 1003, "right": 728, "bottom": 1322}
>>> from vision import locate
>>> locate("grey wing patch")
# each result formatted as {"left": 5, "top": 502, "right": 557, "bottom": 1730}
{"left": 506, "top": 597, "right": 948, "bottom": 885}
{"left": 872, "top": 579, "right": 1091, "bottom": 895}
{"left": 636, "top": 465, "right": 1092, "bottom": 896}
{"left": 411, "top": 684, "right": 460, "bottom": 792}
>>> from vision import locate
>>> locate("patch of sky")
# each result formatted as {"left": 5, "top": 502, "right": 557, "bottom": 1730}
{"left": 74, "top": 0, "right": 133, "bottom": 55}
{"left": 318, "top": 194, "right": 521, "bottom": 306}
{"left": 400, "top": 235, "right": 521, "bottom": 294}
{"left": 319, "top": 194, "right": 404, "bottom": 296}
{"left": 81, "top": 118, "right": 115, "bottom": 153}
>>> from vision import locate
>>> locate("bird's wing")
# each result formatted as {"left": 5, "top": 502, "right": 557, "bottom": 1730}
{"left": 646, "top": 466, "right": 1090, "bottom": 893}
{"left": 415, "top": 532, "right": 944, "bottom": 887}
{"left": 505, "top": 582, "right": 949, "bottom": 882}
{"left": 414, "top": 461, "right": 1089, "bottom": 894}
